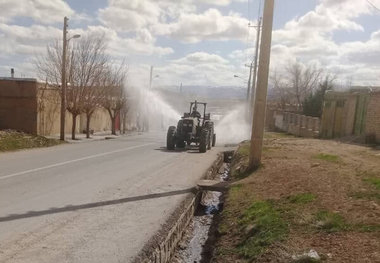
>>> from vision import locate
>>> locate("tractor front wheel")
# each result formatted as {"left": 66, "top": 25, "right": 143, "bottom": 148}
{"left": 167, "top": 126, "right": 176, "bottom": 150}
{"left": 199, "top": 128, "right": 209, "bottom": 153}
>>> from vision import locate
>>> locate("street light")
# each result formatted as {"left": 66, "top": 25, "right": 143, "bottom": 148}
{"left": 60, "top": 17, "right": 80, "bottom": 141}
{"left": 69, "top": 34, "right": 81, "bottom": 41}
{"left": 234, "top": 74, "right": 248, "bottom": 82}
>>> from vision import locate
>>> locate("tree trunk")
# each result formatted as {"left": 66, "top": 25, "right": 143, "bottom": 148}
{"left": 122, "top": 109, "right": 127, "bottom": 134}
{"left": 107, "top": 108, "right": 116, "bottom": 135}
{"left": 111, "top": 116, "right": 116, "bottom": 135}
{"left": 72, "top": 114, "right": 77, "bottom": 140}
{"left": 86, "top": 112, "right": 92, "bottom": 139}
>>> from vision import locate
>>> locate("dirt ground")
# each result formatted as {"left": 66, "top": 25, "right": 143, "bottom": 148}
{"left": 212, "top": 132, "right": 380, "bottom": 263}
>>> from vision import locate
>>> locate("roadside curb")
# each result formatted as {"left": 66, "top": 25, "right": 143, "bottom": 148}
{"left": 133, "top": 152, "right": 224, "bottom": 263}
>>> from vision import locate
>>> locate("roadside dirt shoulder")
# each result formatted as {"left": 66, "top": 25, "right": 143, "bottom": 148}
{"left": 212, "top": 133, "right": 380, "bottom": 263}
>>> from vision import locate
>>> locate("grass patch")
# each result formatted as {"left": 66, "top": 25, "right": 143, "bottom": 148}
{"left": 228, "top": 184, "right": 244, "bottom": 202}
{"left": 231, "top": 142, "right": 252, "bottom": 179}
{"left": 355, "top": 224, "right": 380, "bottom": 232}
{"left": 237, "top": 142, "right": 250, "bottom": 156}
{"left": 350, "top": 191, "right": 380, "bottom": 201}
{"left": 287, "top": 193, "right": 316, "bottom": 204}
{"left": 0, "top": 130, "right": 63, "bottom": 152}
{"left": 314, "top": 153, "right": 340, "bottom": 163}
{"left": 363, "top": 177, "right": 380, "bottom": 190}
{"left": 315, "top": 210, "right": 350, "bottom": 232}
{"left": 237, "top": 200, "right": 288, "bottom": 260}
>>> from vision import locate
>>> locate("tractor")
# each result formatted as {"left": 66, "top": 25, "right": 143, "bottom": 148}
{"left": 167, "top": 101, "right": 216, "bottom": 153}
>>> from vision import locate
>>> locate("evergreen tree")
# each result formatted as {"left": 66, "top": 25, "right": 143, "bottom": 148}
{"left": 303, "top": 76, "right": 333, "bottom": 117}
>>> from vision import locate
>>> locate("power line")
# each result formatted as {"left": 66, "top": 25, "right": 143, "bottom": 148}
{"left": 258, "top": 0, "right": 262, "bottom": 19}
{"left": 367, "top": 0, "right": 380, "bottom": 12}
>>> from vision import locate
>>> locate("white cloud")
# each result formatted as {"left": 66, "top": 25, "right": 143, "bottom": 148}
{"left": 0, "top": 0, "right": 74, "bottom": 24}
{"left": 147, "top": 51, "right": 244, "bottom": 87}
{"left": 267, "top": 0, "right": 380, "bottom": 85}
{"left": 73, "top": 26, "right": 174, "bottom": 57}
{"left": 155, "top": 9, "right": 249, "bottom": 43}
{"left": 98, "top": 0, "right": 161, "bottom": 32}
{"left": 173, "top": 52, "right": 228, "bottom": 64}
{"left": 0, "top": 23, "right": 61, "bottom": 56}
{"left": 99, "top": 0, "right": 249, "bottom": 43}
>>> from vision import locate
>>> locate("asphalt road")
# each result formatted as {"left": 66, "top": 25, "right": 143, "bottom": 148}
{"left": 0, "top": 132, "right": 222, "bottom": 263}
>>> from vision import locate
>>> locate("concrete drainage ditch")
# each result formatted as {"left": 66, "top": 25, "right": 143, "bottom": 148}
{"left": 135, "top": 150, "right": 233, "bottom": 263}
{"left": 171, "top": 162, "right": 230, "bottom": 263}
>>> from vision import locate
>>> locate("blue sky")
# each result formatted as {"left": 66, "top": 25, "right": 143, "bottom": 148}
{"left": 0, "top": 0, "right": 379, "bottom": 87}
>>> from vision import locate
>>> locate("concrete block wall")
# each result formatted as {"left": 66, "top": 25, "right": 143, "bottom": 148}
{"left": 365, "top": 92, "right": 380, "bottom": 143}
{"left": 273, "top": 111, "right": 320, "bottom": 138}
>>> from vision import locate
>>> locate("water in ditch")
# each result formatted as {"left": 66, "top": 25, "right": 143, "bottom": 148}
{"left": 171, "top": 163, "right": 230, "bottom": 263}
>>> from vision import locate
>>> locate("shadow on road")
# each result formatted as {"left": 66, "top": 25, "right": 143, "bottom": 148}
{"left": 0, "top": 188, "right": 197, "bottom": 222}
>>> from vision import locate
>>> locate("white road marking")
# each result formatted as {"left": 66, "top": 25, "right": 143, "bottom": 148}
{"left": 0, "top": 143, "right": 155, "bottom": 180}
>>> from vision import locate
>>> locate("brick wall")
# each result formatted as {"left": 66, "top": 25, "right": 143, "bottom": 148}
{"left": 1, "top": 78, "right": 115, "bottom": 136}
{"left": 0, "top": 78, "right": 38, "bottom": 134}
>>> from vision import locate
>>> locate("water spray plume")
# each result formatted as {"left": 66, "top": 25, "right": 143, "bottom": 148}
{"left": 127, "top": 85, "right": 181, "bottom": 131}
{"left": 214, "top": 104, "right": 251, "bottom": 145}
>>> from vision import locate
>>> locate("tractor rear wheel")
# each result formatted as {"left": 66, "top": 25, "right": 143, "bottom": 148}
{"left": 199, "top": 128, "right": 209, "bottom": 153}
{"left": 167, "top": 126, "right": 176, "bottom": 150}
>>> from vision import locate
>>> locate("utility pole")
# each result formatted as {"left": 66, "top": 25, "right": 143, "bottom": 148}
{"left": 60, "top": 17, "right": 68, "bottom": 141}
{"left": 250, "top": 17, "right": 262, "bottom": 110}
{"left": 246, "top": 61, "right": 253, "bottom": 101}
{"left": 149, "top": 65, "right": 153, "bottom": 90}
{"left": 248, "top": 0, "right": 274, "bottom": 169}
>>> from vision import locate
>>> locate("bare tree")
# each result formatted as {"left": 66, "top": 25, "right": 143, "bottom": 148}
{"left": 269, "top": 62, "right": 324, "bottom": 112}
{"left": 101, "top": 64, "right": 128, "bottom": 135}
{"left": 270, "top": 70, "right": 290, "bottom": 109}
{"left": 286, "top": 62, "right": 323, "bottom": 108}
{"left": 72, "top": 35, "right": 109, "bottom": 139}
{"left": 35, "top": 34, "right": 110, "bottom": 140}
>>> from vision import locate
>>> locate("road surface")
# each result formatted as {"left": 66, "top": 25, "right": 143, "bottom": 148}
{"left": 0, "top": 132, "right": 222, "bottom": 263}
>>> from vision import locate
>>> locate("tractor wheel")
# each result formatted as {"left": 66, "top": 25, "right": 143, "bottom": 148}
{"left": 199, "top": 128, "right": 209, "bottom": 153}
{"left": 166, "top": 126, "right": 176, "bottom": 150}
{"left": 177, "top": 140, "right": 185, "bottom": 148}
{"left": 207, "top": 132, "right": 212, "bottom": 150}
{"left": 212, "top": 133, "right": 216, "bottom": 147}
{"left": 205, "top": 122, "right": 214, "bottom": 149}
